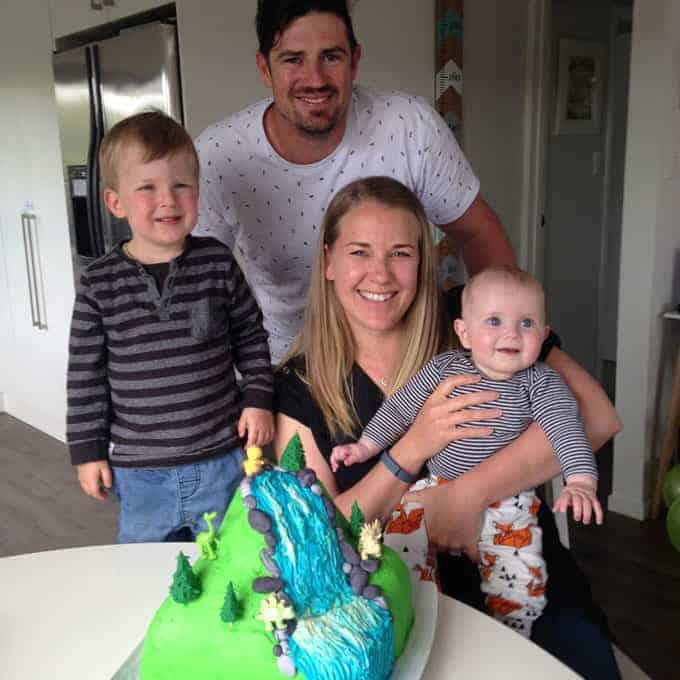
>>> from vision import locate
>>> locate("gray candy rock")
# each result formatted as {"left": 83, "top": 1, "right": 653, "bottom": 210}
{"left": 339, "top": 540, "right": 360, "bottom": 565}
{"left": 297, "top": 469, "right": 317, "bottom": 487}
{"left": 248, "top": 509, "right": 272, "bottom": 533}
{"left": 273, "top": 645, "right": 283, "bottom": 657}
{"left": 243, "top": 495, "right": 257, "bottom": 510}
{"left": 360, "top": 558, "right": 380, "bottom": 573}
{"left": 260, "top": 548, "right": 280, "bottom": 577}
{"left": 349, "top": 566, "right": 369, "bottom": 594}
{"left": 342, "top": 562, "right": 352, "bottom": 575}
{"left": 277, "top": 655, "right": 297, "bottom": 678}
{"left": 373, "top": 596, "right": 389, "bottom": 610}
{"left": 322, "top": 496, "right": 337, "bottom": 521}
{"left": 264, "top": 532, "right": 277, "bottom": 549}
{"left": 310, "top": 483, "right": 323, "bottom": 496}
{"left": 252, "top": 576, "right": 284, "bottom": 593}
{"left": 362, "top": 584, "right": 383, "bottom": 600}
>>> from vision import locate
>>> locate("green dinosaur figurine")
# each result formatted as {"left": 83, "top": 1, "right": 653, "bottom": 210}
{"left": 196, "top": 511, "right": 219, "bottom": 561}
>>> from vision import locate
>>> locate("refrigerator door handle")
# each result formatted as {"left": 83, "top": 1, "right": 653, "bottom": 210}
{"left": 28, "top": 213, "right": 48, "bottom": 330}
{"left": 86, "top": 45, "right": 105, "bottom": 258}
{"left": 21, "top": 212, "right": 40, "bottom": 328}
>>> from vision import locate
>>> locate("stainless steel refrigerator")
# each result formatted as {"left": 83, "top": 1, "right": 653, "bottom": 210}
{"left": 53, "top": 20, "right": 183, "bottom": 279}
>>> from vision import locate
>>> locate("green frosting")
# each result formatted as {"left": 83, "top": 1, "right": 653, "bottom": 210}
{"left": 141, "top": 482, "right": 414, "bottom": 680}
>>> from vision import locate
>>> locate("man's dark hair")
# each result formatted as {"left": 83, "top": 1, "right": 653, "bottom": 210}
{"left": 256, "top": 0, "right": 358, "bottom": 60}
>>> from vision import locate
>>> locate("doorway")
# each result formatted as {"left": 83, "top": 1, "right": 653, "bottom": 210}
{"left": 525, "top": 0, "right": 633, "bottom": 506}
{"left": 542, "top": 0, "right": 632, "bottom": 386}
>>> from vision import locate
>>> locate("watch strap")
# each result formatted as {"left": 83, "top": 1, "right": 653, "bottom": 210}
{"left": 380, "top": 449, "right": 419, "bottom": 484}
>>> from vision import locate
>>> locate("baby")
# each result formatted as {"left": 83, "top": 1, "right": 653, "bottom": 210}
{"left": 331, "top": 265, "right": 601, "bottom": 637}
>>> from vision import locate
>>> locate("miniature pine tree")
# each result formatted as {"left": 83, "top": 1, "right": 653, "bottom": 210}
{"left": 170, "top": 551, "right": 202, "bottom": 604}
{"left": 279, "top": 432, "right": 306, "bottom": 472}
{"left": 220, "top": 581, "right": 240, "bottom": 625}
{"left": 350, "top": 500, "right": 365, "bottom": 538}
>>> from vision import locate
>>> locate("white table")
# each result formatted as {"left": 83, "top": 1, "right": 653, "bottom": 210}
{"left": 0, "top": 544, "right": 579, "bottom": 679}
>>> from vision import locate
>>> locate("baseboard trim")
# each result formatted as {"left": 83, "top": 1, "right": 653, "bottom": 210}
{"left": 608, "top": 493, "right": 647, "bottom": 520}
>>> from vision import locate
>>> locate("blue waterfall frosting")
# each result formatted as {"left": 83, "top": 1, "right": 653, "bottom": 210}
{"left": 251, "top": 471, "right": 393, "bottom": 680}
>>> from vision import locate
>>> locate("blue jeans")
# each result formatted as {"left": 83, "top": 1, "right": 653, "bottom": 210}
{"left": 112, "top": 448, "right": 244, "bottom": 543}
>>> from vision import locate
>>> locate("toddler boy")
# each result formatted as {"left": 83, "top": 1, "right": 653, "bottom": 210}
{"left": 332, "top": 265, "right": 602, "bottom": 636}
{"left": 67, "top": 111, "right": 274, "bottom": 543}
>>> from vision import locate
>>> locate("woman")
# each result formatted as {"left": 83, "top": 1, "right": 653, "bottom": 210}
{"left": 274, "top": 177, "right": 621, "bottom": 678}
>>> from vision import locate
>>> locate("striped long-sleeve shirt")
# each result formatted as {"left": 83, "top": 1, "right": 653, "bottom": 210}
{"left": 363, "top": 350, "right": 597, "bottom": 481}
{"left": 66, "top": 236, "right": 273, "bottom": 468}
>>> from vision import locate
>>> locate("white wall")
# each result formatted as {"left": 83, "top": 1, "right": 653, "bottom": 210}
{"left": 612, "top": 0, "right": 680, "bottom": 519}
{"left": 352, "top": 0, "right": 434, "bottom": 103}
{"left": 464, "top": 1, "right": 531, "bottom": 255}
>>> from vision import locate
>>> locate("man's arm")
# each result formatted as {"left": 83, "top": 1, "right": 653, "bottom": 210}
{"left": 438, "top": 194, "right": 515, "bottom": 274}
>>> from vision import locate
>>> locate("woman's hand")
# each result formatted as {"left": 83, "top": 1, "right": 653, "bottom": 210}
{"left": 396, "top": 373, "right": 501, "bottom": 470}
{"left": 404, "top": 478, "right": 486, "bottom": 560}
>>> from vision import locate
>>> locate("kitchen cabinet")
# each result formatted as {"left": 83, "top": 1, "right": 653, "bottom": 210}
{"left": 0, "top": 1, "right": 76, "bottom": 440}
{"left": 49, "top": 0, "right": 170, "bottom": 41}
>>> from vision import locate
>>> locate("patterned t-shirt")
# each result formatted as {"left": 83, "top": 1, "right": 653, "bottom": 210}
{"left": 194, "top": 86, "right": 480, "bottom": 363}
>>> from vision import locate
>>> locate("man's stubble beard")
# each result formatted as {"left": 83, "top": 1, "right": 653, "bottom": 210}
{"left": 292, "top": 106, "right": 342, "bottom": 138}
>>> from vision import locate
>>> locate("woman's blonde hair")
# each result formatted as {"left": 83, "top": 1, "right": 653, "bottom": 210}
{"left": 284, "top": 176, "right": 442, "bottom": 438}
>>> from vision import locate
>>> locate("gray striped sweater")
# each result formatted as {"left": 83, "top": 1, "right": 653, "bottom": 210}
{"left": 67, "top": 236, "right": 273, "bottom": 467}
{"left": 363, "top": 350, "right": 597, "bottom": 481}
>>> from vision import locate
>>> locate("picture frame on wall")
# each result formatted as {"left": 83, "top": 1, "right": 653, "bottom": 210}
{"left": 554, "top": 39, "right": 607, "bottom": 135}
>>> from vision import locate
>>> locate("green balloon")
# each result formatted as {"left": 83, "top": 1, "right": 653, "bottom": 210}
{"left": 663, "top": 464, "right": 680, "bottom": 508}
{"left": 667, "top": 498, "right": 680, "bottom": 552}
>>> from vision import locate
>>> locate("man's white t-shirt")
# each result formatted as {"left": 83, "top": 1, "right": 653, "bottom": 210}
{"left": 194, "top": 86, "right": 480, "bottom": 363}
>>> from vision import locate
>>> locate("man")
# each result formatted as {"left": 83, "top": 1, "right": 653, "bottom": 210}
{"left": 194, "top": 0, "right": 514, "bottom": 364}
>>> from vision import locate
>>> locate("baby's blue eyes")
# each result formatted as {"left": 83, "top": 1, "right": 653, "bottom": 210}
{"left": 484, "top": 317, "right": 535, "bottom": 328}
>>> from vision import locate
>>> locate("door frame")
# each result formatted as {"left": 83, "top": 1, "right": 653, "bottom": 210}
{"left": 519, "top": 0, "right": 551, "bottom": 281}
{"left": 597, "top": 3, "right": 633, "bottom": 373}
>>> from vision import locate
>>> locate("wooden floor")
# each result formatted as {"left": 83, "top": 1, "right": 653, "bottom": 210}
{"left": 0, "top": 413, "right": 117, "bottom": 557}
{"left": 570, "top": 513, "right": 680, "bottom": 680}
{"left": 1, "top": 412, "right": 679, "bottom": 678}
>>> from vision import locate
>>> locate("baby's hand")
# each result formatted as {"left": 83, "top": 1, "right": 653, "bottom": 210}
{"left": 330, "top": 440, "right": 377, "bottom": 472}
{"left": 553, "top": 473, "right": 603, "bottom": 525}
{"left": 77, "top": 460, "right": 112, "bottom": 501}
{"left": 238, "top": 407, "right": 275, "bottom": 449}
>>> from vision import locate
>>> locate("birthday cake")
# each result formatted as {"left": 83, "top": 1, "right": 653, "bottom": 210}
{"left": 139, "top": 438, "right": 414, "bottom": 680}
